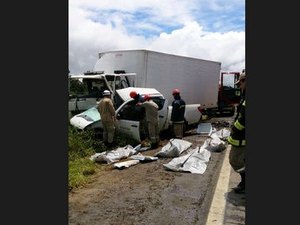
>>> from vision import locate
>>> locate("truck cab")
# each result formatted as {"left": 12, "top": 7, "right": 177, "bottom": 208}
{"left": 217, "top": 71, "right": 242, "bottom": 115}
{"left": 68, "top": 71, "right": 136, "bottom": 117}
{"left": 200, "top": 71, "right": 242, "bottom": 118}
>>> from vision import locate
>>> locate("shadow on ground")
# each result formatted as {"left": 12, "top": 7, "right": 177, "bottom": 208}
{"left": 225, "top": 190, "right": 246, "bottom": 207}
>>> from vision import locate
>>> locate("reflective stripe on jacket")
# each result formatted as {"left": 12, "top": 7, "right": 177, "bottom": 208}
{"left": 228, "top": 99, "right": 245, "bottom": 147}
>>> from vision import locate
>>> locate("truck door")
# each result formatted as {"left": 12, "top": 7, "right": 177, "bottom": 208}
{"left": 218, "top": 72, "right": 242, "bottom": 115}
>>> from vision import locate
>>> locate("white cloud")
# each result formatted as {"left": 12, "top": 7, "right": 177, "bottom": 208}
{"left": 69, "top": 0, "right": 245, "bottom": 74}
{"left": 147, "top": 22, "right": 245, "bottom": 71}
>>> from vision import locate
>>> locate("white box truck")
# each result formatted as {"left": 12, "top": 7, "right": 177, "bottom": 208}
{"left": 93, "top": 49, "right": 221, "bottom": 109}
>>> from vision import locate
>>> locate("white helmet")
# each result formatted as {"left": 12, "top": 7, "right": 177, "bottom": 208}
{"left": 102, "top": 90, "right": 111, "bottom": 96}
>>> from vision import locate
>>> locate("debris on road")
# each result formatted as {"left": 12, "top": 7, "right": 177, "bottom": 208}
{"left": 154, "top": 138, "right": 192, "bottom": 158}
{"left": 89, "top": 145, "right": 137, "bottom": 164}
{"left": 197, "top": 122, "right": 213, "bottom": 135}
{"left": 113, "top": 159, "right": 140, "bottom": 169}
{"left": 129, "top": 153, "right": 159, "bottom": 162}
{"left": 163, "top": 146, "right": 211, "bottom": 174}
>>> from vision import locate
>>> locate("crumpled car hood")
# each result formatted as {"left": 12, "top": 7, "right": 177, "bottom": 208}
{"left": 70, "top": 106, "right": 101, "bottom": 130}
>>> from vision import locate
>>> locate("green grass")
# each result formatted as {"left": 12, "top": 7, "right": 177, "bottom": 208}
{"left": 68, "top": 126, "right": 104, "bottom": 191}
{"left": 68, "top": 125, "right": 139, "bottom": 191}
{"left": 69, "top": 158, "right": 99, "bottom": 190}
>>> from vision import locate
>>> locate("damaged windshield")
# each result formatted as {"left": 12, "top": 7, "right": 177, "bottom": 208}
{"left": 69, "top": 78, "right": 109, "bottom": 99}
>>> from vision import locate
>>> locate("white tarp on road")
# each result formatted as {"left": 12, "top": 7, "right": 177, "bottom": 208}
{"left": 212, "top": 128, "right": 231, "bottom": 141}
{"left": 89, "top": 145, "right": 137, "bottom": 164}
{"left": 163, "top": 146, "right": 211, "bottom": 174}
{"left": 130, "top": 153, "right": 159, "bottom": 162}
{"left": 155, "top": 139, "right": 192, "bottom": 158}
{"left": 112, "top": 153, "right": 159, "bottom": 169}
{"left": 89, "top": 128, "right": 229, "bottom": 172}
{"left": 202, "top": 128, "right": 230, "bottom": 152}
{"left": 113, "top": 160, "right": 140, "bottom": 169}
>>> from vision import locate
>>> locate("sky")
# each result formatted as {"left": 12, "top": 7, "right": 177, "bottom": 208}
{"left": 69, "top": 0, "right": 245, "bottom": 75}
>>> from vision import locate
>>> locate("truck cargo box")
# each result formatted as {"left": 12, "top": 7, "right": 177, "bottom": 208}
{"left": 94, "top": 50, "right": 221, "bottom": 109}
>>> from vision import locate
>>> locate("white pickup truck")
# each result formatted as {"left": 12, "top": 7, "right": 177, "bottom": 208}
{"left": 70, "top": 87, "right": 202, "bottom": 142}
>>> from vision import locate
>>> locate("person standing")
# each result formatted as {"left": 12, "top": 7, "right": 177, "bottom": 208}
{"left": 129, "top": 91, "right": 147, "bottom": 142}
{"left": 98, "top": 90, "right": 116, "bottom": 147}
{"left": 227, "top": 71, "right": 246, "bottom": 194}
{"left": 171, "top": 88, "right": 186, "bottom": 139}
{"left": 140, "top": 94, "right": 159, "bottom": 148}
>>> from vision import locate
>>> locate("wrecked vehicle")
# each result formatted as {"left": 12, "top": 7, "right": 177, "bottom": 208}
{"left": 68, "top": 71, "right": 136, "bottom": 117}
{"left": 70, "top": 87, "right": 202, "bottom": 142}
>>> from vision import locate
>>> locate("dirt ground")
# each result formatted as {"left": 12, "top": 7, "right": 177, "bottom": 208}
{"left": 69, "top": 117, "right": 233, "bottom": 225}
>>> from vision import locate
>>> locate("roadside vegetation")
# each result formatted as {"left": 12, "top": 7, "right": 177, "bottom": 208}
{"left": 68, "top": 125, "right": 139, "bottom": 191}
{"left": 69, "top": 79, "right": 88, "bottom": 96}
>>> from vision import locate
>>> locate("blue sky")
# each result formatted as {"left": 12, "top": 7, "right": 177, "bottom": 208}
{"left": 69, "top": 0, "right": 245, "bottom": 74}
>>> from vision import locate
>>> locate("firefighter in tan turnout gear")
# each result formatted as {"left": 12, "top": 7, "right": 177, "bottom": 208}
{"left": 227, "top": 71, "right": 246, "bottom": 194}
{"left": 98, "top": 90, "right": 116, "bottom": 147}
{"left": 140, "top": 94, "right": 160, "bottom": 149}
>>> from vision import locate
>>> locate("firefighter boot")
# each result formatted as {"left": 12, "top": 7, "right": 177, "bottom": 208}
{"left": 233, "top": 171, "right": 245, "bottom": 194}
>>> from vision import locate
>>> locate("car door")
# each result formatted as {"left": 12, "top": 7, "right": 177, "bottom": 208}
{"left": 116, "top": 96, "right": 168, "bottom": 141}
{"left": 115, "top": 99, "right": 141, "bottom": 142}
{"left": 151, "top": 97, "right": 168, "bottom": 131}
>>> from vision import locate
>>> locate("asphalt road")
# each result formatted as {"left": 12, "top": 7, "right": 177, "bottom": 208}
{"left": 69, "top": 116, "right": 245, "bottom": 225}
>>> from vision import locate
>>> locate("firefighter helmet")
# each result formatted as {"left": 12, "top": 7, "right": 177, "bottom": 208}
{"left": 130, "top": 91, "right": 138, "bottom": 98}
{"left": 172, "top": 88, "right": 180, "bottom": 95}
{"left": 102, "top": 90, "right": 111, "bottom": 96}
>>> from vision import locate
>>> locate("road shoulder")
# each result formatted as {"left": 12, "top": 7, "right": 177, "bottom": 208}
{"left": 205, "top": 145, "right": 245, "bottom": 225}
